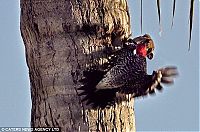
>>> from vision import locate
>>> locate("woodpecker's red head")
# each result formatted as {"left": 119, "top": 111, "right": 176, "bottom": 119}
{"left": 136, "top": 44, "right": 147, "bottom": 57}
{"left": 135, "top": 34, "right": 154, "bottom": 60}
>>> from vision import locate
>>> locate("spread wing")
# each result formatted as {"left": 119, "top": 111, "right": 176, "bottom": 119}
{"left": 96, "top": 54, "right": 147, "bottom": 90}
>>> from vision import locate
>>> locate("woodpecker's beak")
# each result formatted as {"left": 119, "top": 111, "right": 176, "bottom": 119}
{"left": 146, "top": 47, "right": 154, "bottom": 60}
{"left": 147, "top": 53, "right": 153, "bottom": 60}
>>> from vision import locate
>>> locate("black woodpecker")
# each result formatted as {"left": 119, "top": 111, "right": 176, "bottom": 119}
{"left": 96, "top": 34, "right": 178, "bottom": 97}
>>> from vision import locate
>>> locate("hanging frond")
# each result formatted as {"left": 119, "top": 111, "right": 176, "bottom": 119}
{"left": 171, "top": 0, "right": 176, "bottom": 28}
{"left": 188, "top": 0, "right": 194, "bottom": 51}
{"left": 156, "top": 0, "right": 161, "bottom": 25}
{"left": 140, "top": 0, "right": 143, "bottom": 33}
{"left": 156, "top": 0, "right": 162, "bottom": 36}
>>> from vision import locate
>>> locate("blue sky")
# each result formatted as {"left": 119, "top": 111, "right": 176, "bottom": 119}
{"left": 128, "top": 0, "right": 199, "bottom": 131}
{"left": 0, "top": 0, "right": 31, "bottom": 127}
{"left": 0, "top": 0, "right": 199, "bottom": 131}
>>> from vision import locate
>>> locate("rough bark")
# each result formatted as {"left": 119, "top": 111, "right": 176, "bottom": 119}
{"left": 20, "top": 0, "right": 135, "bottom": 131}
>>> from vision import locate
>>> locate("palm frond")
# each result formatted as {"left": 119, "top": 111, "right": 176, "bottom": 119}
{"left": 188, "top": 0, "right": 194, "bottom": 51}
{"left": 171, "top": 0, "right": 176, "bottom": 28}
{"left": 140, "top": 0, "right": 143, "bottom": 33}
{"left": 156, "top": 0, "right": 162, "bottom": 36}
{"left": 156, "top": 0, "right": 161, "bottom": 26}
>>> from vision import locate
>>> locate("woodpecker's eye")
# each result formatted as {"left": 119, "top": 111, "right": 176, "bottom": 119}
{"left": 147, "top": 48, "right": 152, "bottom": 54}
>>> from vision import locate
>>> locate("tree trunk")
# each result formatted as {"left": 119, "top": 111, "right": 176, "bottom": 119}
{"left": 20, "top": 0, "right": 135, "bottom": 131}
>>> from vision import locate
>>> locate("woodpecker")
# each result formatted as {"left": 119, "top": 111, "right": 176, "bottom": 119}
{"left": 96, "top": 34, "right": 178, "bottom": 97}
